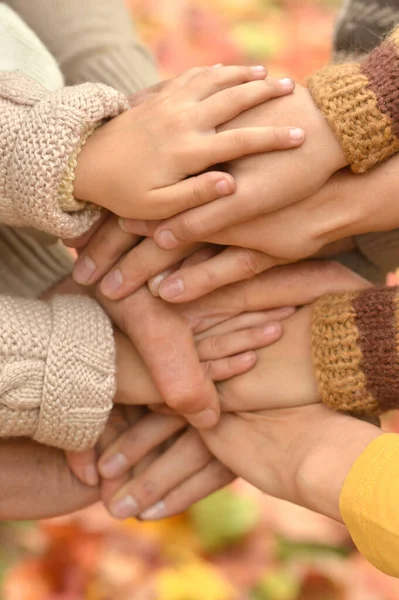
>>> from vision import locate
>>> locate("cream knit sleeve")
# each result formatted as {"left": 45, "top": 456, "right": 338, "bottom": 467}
{"left": 0, "top": 71, "right": 129, "bottom": 238}
{"left": 7, "top": 0, "right": 159, "bottom": 94}
{"left": 0, "top": 293, "right": 115, "bottom": 451}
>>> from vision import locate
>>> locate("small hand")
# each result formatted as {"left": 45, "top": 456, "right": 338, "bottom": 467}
{"left": 73, "top": 66, "right": 302, "bottom": 219}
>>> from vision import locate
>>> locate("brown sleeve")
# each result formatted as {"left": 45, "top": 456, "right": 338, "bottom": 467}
{"left": 7, "top": 0, "right": 159, "bottom": 94}
{"left": 312, "top": 286, "right": 399, "bottom": 416}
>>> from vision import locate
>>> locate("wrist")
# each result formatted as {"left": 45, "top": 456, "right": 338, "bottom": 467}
{"left": 296, "top": 411, "right": 382, "bottom": 522}
{"left": 73, "top": 126, "right": 104, "bottom": 205}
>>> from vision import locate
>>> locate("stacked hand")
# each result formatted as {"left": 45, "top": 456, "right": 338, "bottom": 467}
{"left": 31, "top": 69, "right": 395, "bottom": 527}
{"left": 37, "top": 260, "right": 376, "bottom": 528}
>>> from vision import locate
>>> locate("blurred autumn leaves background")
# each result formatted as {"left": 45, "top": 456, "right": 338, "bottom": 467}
{"left": 5, "top": 0, "right": 399, "bottom": 599}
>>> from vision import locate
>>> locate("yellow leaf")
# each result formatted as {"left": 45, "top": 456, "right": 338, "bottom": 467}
{"left": 156, "top": 558, "right": 236, "bottom": 600}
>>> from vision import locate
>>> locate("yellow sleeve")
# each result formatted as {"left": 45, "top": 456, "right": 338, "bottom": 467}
{"left": 340, "top": 433, "right": 399, "bottom": 577}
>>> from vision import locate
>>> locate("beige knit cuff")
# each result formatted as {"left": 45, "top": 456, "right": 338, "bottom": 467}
{"left": 0, "top": 73, "right": 129, "bottom": 239}
{"left": 0, "top": 294, "right": 115, "bottom": 451}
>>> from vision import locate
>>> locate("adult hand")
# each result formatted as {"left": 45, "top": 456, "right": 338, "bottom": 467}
{"left": 201, "top": 405, "right": 381, "bottom": 522}
{"left": 148, "top": 83, "right": 346, "bottom": 247}
{"left": 0, "top": 438, "right": 98, "bottom": 520}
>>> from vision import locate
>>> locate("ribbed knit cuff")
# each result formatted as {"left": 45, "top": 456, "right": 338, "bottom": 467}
{"left": 308, "top": 26, "right": 399, "bottom": 173}
{"left": 312, "top": 287, "right": 399, "bottom": 416}
{"left": 0, "top": 295, "right": 115, "bottom": 451}
{"left": 64, "top": 44, "right": 159, "bottom": 96}
{"left": 0, "top": 73, "right": 129, "bottom": 239}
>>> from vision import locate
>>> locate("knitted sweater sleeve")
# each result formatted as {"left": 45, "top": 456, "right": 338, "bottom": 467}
{"left": 0, "top": 71, "right": 129, "bottom": 238}
{"left": 6, "top": 0, "right": 159, "bottom": 95}
{"left": 0, "top": 293, "right": 115, "bottom": 451}
{"left": 307, "top": 26, "right": 399, "bottom": 173}
{"left": 312, "top": 286, "right": 399, "bottom": 417}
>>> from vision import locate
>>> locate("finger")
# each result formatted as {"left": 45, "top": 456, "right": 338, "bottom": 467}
{"left": 197, "top": 323, "right": 283, "bottom": 361}
{"left": 99, "top": 237, "right": 202, "bottom": 300}
{"left": 139, "top": 460, "right": 235, "bottom": 521}
{"left": 190, "top": 128, "right": 305, "bottom": 186}
{"left": 158, "top": 247, "right": 280, "bottom": 303}
{"left": 98, "top": 413, "right": 186, "bottom": 479}
{"left": 152, "top": 134, "right": 305, "bottom": 245}
{"left": 64, "top": 211, "right": 109, "bottom": 250}
{"left": 66, "top": 448, "right": 99, "bottom": 487}
{"left": 107, "top": 429, "right": 213, "bottom": 519}
{"left": 185, "top": 64, "right": 268, "bottom": 100}
{"left": 73, "top": 215, "right": 141, "bottom": 285}
{"left": 179, "top": 261, "right": 370, "bottom": 333}
{"left": 204, "top": 351, "right": 258, "bottom": 381}
{"left": 119, "top": 219, "right": 159, "bottom": 237}
{"left": 197, "top": 78, "right": 295, "bottom": 128}
{"left": 101, "top": 287, "right": 221, "bottom": 429}
{"left": 148, "top": 246, "right": 220, "bottom": 297}
{"left": 194, "top": 307, "right": 295, "bottom": 341}
{"left": 141, "top": 170, "right": 237, "bottom": 220}
{"left": 180, "top": 245, "right": 221, "bottom": 267}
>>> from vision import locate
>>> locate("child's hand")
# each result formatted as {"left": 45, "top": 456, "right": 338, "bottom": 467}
{"left": 73, "top": 66, "right": 303, "bottom": 219}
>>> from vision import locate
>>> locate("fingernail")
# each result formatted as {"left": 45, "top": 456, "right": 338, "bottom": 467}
{"left": 263, "top": 323, "right": 279, "bottom": 336}
{"left": 240, "top": 351, "right": 256, "bottom": 364}
{"left": 100, "top": 268, "right": 123, "bottom": 296}
{"left": 85, "top": 465, "right": 99, "bottom": 487}
{"left": 140, "top": 501, "right": 166, "bottom": 521}
{"left": 159, "top": 277, "right": 184, "bottom": 300}
{"left": 99, "top": 452, "right": 128, "bottom": 478}
{"left": 73, "top": 256, "right": 96, "bottom": 285}
{"left": 215, "top": 179, "right": 232, "bottom": 195}
{"left": 289, "top": 128, "right": 305, "bottom": 142}
{"left": 119, "top": 218, "right": 148, "bottom": 236}
{"left": 251, "top": 65, "right": 267, "bottom": 73}
{"left": 189, "top": 408, "right": 218, "bottom": 429}
{"left": 148, "top": 271, "right": 171, "bottom": 297}
{"left": 212, "top": 63, "right": 223, "bottom": 68}
{"left": 279, "top": 77, "right": 294, "bottom": 89}
{"left": 156, "top": 230, "right": 179, "bottom": 250}
{"left": 109, "top": 495, "right": 139, "bottom": 519}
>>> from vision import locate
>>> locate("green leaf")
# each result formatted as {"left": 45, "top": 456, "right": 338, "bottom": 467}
{"left": 251, "top": 569, "right": 300, "bottom": 600}
{"left": 188, "top": 488, "right": 259, "bottom": 553}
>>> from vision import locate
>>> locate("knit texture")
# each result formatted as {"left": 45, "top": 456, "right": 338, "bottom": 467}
{"left": 0, "top": 72, "right": 129, "bottom": 238}
{"left": 312, "top": 287, "right": 399, "bottom": 416}
{"left": 7, "top": 0, "right": 158, "bottom": 95}
{"left": 308, "top": 26, "right": 399, "bottom": 173}
{"left": 0, "top": 294, "right": 115, "bottom": 451}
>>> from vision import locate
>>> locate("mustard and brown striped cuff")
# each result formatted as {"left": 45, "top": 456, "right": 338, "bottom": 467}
{"left": 307, "top": 26, "right": 399, "bottom": 173}
{"left": 312, "top": 286, "right": 399, "bottom": 416}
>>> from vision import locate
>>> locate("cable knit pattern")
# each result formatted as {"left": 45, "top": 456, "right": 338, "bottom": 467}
{"left": 312, "top": 287, "right": 399, "bottom": 416}
{"left": 0, "top": 294, "right": 115, "bottom": 450}
{"left": 0, "top": 72, "right": 129, "bottom": 238}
